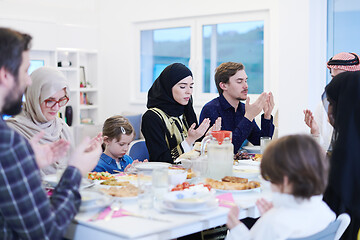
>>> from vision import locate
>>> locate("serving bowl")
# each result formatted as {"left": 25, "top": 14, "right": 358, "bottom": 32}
{"left": 168, "top": 169, "right": 187, "bottom": 186}
{"left": 80, "top": 190, "right": 104, "bottom": 206}
{"left": 233, "top": 165, "right": 260, "bottom": 179}
{"left": 164, "top": 190, "right": 215, "bottom": 209}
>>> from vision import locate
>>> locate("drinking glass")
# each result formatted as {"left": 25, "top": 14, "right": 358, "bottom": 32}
{"left": 191, "top": 155, "right": 208, "bottom": 183}
{"left": 152, "top": 168, "right": 169, "bottom": 202}
{"left": 260, "top": 137, "right": 272, "bottom": 154}
{"left": 137, "top": 170, "right": 153, "bottom": 210}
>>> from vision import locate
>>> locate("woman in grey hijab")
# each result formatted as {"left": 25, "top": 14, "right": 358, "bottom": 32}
{"left": 7, "top": 66, "right": 73, "bottom": 175}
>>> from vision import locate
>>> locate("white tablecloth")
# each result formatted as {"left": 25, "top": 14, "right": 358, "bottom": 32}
{"left": 65, "top": 179, "right": 271, "bottom": 240}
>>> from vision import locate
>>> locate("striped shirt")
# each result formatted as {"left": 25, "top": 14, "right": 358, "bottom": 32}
{"left": 0, "top": 118, "right": 82, "bottom": 239}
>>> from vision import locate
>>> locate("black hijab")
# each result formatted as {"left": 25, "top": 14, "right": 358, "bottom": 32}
{"left": 325, "top": 71, "right": 360, "bottom": 217}
{"left": 147, "top": 63, "right": 198, "bottom": 126}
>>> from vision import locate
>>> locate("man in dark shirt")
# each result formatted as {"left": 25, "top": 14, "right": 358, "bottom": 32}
{"left": 200, "top": 62, "right": 275, "bottom": 153}
{"left": 0, "top": 27, "right": 101, "bottom": 239}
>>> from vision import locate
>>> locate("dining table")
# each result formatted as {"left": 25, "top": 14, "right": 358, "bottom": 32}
{"left": 63, "top": 172, "right": 272, "bottom": 240}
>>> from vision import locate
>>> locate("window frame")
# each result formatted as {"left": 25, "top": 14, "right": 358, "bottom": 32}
{"left": 132, "top": 10, "right": 270, "bottom": 108}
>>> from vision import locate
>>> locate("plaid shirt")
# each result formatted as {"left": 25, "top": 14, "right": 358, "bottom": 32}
{"left": 0, "top": 118, "right": 82, "bottom": 240}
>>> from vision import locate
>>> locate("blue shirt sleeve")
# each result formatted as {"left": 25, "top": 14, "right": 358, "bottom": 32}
{"left": 121, "top": 155, "right": 133, "bottom": 169}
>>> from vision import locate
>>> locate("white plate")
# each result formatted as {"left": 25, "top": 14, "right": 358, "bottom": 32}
{"left": 79, "top": 195, "right": 113, "bottom": 212}
{"left": 96, "top": 179, "right": 137, "bottom": 187}
{"left": 164, "top": 191, "right": 214, "bottom": 209}
{"left": 43, "top": 174, "right": 94, "bottom": 189}
{"left": 161, "top": 200, "right": 218, "bottom": 213}
{"left": 214, "top": 187, "right": 261, "bottom": 194}
{"left": 80, "top": 190, "right": 104, "bottom": 206}
{"left": 96, "top": 184, "right": 139, "bottom": 200}
{"left": 242, "top": 146, "right": 261, "bottom": 154}
{"left": 134, "top": 162, "right": 171, "bottom": 171}
{"left": 235, "top": 159, "right": 261, "bottom": 166}
{"left": 233, "top": 165, "right": 260, "bottom": 179}
{"left": 114, "top": 196, "right": 138, "bottom": 201}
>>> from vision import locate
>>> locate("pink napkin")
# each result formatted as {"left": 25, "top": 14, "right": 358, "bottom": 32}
{"left": 115, "top": 172, "right": 126, "bottom": 176}
{"left": 216, "top": 193, "right": 235, "bottom": 208}
{"left": 46, "top": 188, "right": 53, "bottom": 197}
{"left": 93, "top": 207, "right": 131, "bottom": 221}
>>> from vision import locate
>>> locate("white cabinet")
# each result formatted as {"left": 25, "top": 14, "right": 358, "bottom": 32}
{"left": 55, "top": 48, "right": 99, "bottom": 126}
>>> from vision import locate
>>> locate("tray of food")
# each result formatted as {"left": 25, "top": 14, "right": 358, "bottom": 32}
{"left": 205, "top": 176, "right": 261, "bottom": 193}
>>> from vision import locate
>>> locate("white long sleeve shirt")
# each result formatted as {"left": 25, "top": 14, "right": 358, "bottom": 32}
{"left": 313, "top": 101, "right": 333, "bottom": 150}
{"left": 226, "top": 193, "right": 336, "bottom": 240}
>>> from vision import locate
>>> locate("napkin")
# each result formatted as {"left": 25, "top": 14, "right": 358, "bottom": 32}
{"left": 46, "top": 188, "right": 53, "bottom": 197}
{"left": 216, "top": 193, "right": 235, "bottom": 208}
{"left": 115, "top": 172, "right": 126, "bottom": 176}
{"left": 92, "top": 207, "right": 131, "bottom": 221}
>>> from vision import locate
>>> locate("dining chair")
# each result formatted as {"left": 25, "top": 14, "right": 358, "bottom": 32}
{"left": 287, "top": 213, "right": 350, "bottom": 240}
{"left": 128, "top": 139, "right": 149, "bottom": 162}
{"left": 123, "top": 112, "right": 143, "bottom": 140}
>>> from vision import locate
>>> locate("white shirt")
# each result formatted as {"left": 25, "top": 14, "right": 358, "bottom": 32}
{"left": 179, "top": 115, "right": 192, "bottom": 153}
{"left": 226, "top": 193, "right": 336, "bottom": 240}
{"left": 313, "top": 101, "right": 333, "bottom": 150}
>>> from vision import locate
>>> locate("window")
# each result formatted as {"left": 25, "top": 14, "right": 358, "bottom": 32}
{"left": 28, "top": 59, "right": 45, "bottom": 74}
{"left": 140, "top": 27, "right": 191, "bottom": 92}
{"left": 2, "top": 59, "right": 44, "bottom": 120}
{"left": 134, "top": 11, "right": 268, "bottom": 104}
{"left": 202, "top": 21, "right": 264, "bottom": 94}
{"left": 327, "top": 0, "right": 360, "bottom": 83}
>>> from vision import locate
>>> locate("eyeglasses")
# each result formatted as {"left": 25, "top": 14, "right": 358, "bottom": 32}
{"left": 327, "top": 52, "right": 359, "bottom": 66}
{"left": 44, "top": 96, "right": 69, "bottom": 108}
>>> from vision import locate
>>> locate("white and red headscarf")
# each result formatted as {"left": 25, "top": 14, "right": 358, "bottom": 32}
{"left": 327, "top": 52, "right": 360, "bottom": 72}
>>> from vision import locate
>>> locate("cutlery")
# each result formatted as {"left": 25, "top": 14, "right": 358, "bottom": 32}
{"left": 89, "top": 206, "right": 109, "bottom": 221}
{"left": 121, "top": 210, "right": 170, "bottom": 222}
{"left": 105, "top": 201, "right": 122, "bottom": 221}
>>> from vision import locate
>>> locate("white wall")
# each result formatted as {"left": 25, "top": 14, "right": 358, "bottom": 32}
{"left": 0, "top": 0, "right": 99, "bottom": 50}
{"left": 0, "top": 0, "right": 328, "bottom": 137}
{"left": 97, "top": 0, "right": 328, "bottom": 137}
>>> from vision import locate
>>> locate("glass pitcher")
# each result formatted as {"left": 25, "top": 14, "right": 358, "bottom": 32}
{"left": 201, "top": 130, "right": 234, "bottom": 180}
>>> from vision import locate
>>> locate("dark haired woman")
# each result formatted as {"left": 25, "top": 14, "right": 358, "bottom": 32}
{"left": 323, "top": 71, "right": 360, "bottom": 240}
{"left": 141, "top": 63, "right": 215, "bottom": 163}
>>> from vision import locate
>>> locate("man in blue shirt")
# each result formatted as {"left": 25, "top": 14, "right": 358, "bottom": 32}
{"left": 200, "top": 62, "right": 275, "bottom": 153}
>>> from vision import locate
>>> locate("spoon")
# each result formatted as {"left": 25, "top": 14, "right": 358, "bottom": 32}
{"left": 105, "top": 200, "right": 122, "bottom": 221}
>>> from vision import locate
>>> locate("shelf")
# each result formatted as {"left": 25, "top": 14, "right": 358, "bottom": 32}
{"left": 69, "top": 88, "right": 98, "bottom": 92}
{"left": 79, "top": 88, "right": 98, "bottom": 92}
{"left": 54, "top": 49, "right": 99, "bottom": 126}
{"left": 57, "top": 67, "right": 78, "bottom": 72}
{"left": 80, "top": 105, "right": 98, "bottom": 110}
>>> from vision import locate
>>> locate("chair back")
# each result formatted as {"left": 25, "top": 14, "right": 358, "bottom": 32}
{"left": 123, "top": 114, "right": 142, "bottom": 140}
{"left": 287, "top": 213, "right": 350, "bottom": 240}
{"left": 128, "top": 139, "right": 149, "bottom": 162}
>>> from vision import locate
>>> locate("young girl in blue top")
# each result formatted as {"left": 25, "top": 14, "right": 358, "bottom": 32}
{"left": 93, "top": 115, "right": 142, "bottom": 174}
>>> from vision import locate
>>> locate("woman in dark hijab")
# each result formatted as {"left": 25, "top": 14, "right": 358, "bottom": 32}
{"left": 141, "top": 63, "right": 212, "bottom": 163}
{"left": 323, "top": 71, "right": 360, "bottom": 240}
